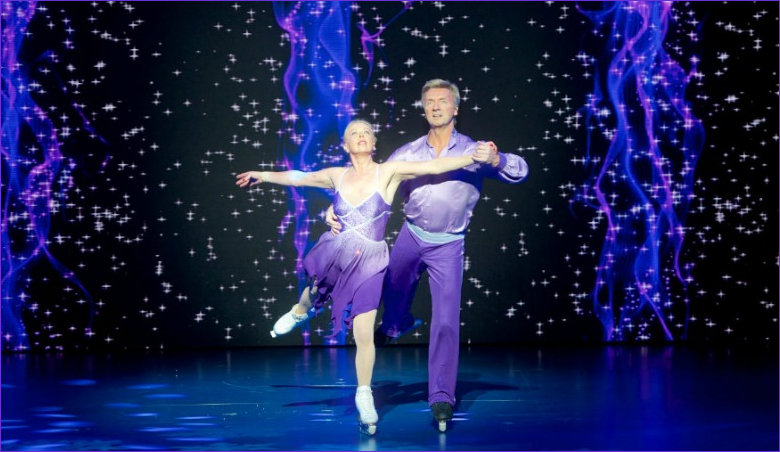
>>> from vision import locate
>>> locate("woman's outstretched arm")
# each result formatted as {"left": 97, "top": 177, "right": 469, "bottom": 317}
{"left": 388, "top": 153, "right": 476, "bottom": 181}
{"left": 236, "top": 168, "right": 337, "bottom": 189}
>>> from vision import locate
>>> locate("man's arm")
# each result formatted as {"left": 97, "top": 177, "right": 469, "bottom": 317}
{"left": 492, "top": 152, "right": 529, "bottom": 183}
{"left": 473, "top": 141, "right": 529, "bottom": 184}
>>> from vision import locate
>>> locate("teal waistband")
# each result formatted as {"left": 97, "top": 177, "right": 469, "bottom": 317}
{"left": 406, "top": 221, "right": 464, "bottom": 244}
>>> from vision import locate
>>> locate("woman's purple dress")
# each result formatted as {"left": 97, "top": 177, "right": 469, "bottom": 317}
{"left": 303, "top": 167, "right": 391, "bottom": 337}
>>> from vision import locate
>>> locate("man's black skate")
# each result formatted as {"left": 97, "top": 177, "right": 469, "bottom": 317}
{"left": 431, "top": 402, "right": 453, "bottom": 432}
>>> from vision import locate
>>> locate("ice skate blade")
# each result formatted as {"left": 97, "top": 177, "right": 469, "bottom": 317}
{"left": 270, "top": 330, "right": 277, "bottom": 338}
{"left": 360, "top": 422, "right": 377, "bottom": 435}
{"left": 438, "top": 420, "right": 447, "bottom": 432}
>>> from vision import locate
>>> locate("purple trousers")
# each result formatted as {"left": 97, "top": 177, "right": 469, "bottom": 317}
{"left": 380, "top": 222, "right": 464, "bottom": 407}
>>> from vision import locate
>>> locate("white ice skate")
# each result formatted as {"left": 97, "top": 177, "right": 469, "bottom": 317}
{"left": 355, "top": 386, "right": 378, "bottom": 435}
{"left": 270, "top": 305, "right": 309, "bottom": 337}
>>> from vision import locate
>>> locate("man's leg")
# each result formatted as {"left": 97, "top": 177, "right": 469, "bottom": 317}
{"left": 378, "top": 223, "right": 425, "bottom": 338}
{"left": 423, "top": 239, "right": 464, "bottom": 407}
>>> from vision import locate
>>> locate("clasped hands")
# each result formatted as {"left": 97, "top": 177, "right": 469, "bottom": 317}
{"left": 472, "top": 141, "right": 499, "bottom": 166}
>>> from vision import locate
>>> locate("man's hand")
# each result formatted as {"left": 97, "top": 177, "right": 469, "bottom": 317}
{"left": 325, "top": 204, "right": 342, "bottom": 235}
{"left": 472, "top": 141, "right": 500, "bottom": 167}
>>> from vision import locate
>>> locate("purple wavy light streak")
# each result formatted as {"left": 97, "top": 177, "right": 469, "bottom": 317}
{"left": 273, "top": 1, "right": 357, "bottom": 344}
{"left": 1, "top": 1, "right": 97, "bottom": 350}
{"left": 577, "top": 1, "right": 705, "bottom": 341}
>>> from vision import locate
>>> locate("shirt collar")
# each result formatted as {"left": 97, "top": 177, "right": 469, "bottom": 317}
{"left": 425, "top": 128, "right": 459, "bottom": 153}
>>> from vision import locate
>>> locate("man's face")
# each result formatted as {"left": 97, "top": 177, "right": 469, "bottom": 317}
{"left": 423, "top": 87, "right": 458, "bottom": 129}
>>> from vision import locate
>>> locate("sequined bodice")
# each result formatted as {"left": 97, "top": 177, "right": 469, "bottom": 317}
{"left": 333, "top": 168, "right": 390, "bottom": 242}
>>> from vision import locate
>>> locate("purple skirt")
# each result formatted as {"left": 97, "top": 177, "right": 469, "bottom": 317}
{"left": 303, "top": 230, "right": 389, "bottom": 337}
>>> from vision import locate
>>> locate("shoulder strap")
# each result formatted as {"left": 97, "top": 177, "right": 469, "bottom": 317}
{"left": 336, "top": 167, "right": 350, "bottom": 192}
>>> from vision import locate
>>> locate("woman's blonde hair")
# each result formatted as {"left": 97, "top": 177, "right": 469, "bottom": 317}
{"left": 342, "top": 119, "right": 376, "bottom": 142}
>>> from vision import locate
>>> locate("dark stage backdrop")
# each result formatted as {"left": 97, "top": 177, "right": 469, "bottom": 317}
{"left": 1, "top": 2, "right": 777, "bottom": 351}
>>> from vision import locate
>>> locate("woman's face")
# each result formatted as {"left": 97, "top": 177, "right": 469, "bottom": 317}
{"left": 343, "top": 121, "right": 376, "bottom": 154}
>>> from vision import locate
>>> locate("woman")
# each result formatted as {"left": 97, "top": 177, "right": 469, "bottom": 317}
{"left": 236, "top": 119, "right": 476, "bottom": 435}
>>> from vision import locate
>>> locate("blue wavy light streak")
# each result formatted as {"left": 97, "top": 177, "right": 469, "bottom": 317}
{"left": 271, "top": 2, "right": 411, "bottom": 344}
{"left": 577, "top": 2, "right": 705, "bottom": 341}
{"left": 1, "top": 1, "right": 98, "bottom": 350}
{"left": 273, "top": 1, "right": 358, "bottom": 344}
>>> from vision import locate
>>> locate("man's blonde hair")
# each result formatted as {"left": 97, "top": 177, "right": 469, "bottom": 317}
{"left": 421, "top": 79, "right": 461, "bottom": 107}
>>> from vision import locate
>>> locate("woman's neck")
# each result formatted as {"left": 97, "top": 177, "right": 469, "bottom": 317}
{"left": 349, "top": 154, "right": 376, "bottom": 173}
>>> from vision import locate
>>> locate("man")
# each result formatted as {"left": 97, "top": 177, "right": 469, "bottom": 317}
{"left": 329, "top": 79, "right": 528, "bottom": 431}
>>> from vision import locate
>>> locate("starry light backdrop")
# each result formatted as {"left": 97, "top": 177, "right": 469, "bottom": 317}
{"left": 1, "top": 1, "right": 776, "bottom": 351}
{"left": 576, "top": 1, "right": 706, "bottom": 341}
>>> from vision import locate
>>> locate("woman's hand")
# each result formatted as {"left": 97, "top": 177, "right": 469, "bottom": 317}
{"left": 236, "top": 171, "right": 265, "bottom": 188}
